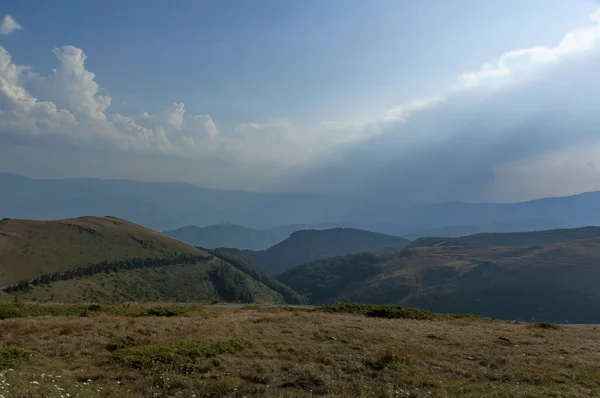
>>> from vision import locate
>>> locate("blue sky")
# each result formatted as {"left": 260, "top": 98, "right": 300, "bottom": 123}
{"left": 1, "top": 0, "right": 600, "bottom": 201}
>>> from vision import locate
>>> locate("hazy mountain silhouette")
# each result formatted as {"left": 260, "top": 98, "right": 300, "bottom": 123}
{"left": 3, "top": 173, "right": 600, "bottom": 235}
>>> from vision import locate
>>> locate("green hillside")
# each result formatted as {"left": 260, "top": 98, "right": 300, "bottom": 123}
{"left": 209, "top": 248, "right": 307, "bottom": 304}
{"left": 0, "top": 217, "right": 295, "bottom": 304}
{"left": 408, "top": 226, "right": 600, "bottom": 248}
{"left": 279, "top": 239, "right": 600, "bottom": 323}
{"left": 245, "top": 228, "right": 409, "bottom": 273}
{"left": 0, "top": 216, "right": 204, "bottom": 286}
{"left": 16, "top": 258, "right": 284, "bottom": 304}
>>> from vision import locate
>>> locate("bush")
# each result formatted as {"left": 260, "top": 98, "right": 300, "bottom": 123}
{"left": 365, "top": 307, "right": 435, "bottom": 320}
{"left": 319, "top": 303, "right": 435, "bottom": 320}
{"left": 0, "top": 301, "right": 26, "bottom": 320}
{"left": 533, "top": 322, "right": 560, "bottom": 330}
{"left": 142, "top": 306, "right": 188, "bottom": 317}
{"left": 0, "top": 347, "right": 32, "bottom": 369}
{"left": 318, "top": 303, "right": 481, "bottom": 321}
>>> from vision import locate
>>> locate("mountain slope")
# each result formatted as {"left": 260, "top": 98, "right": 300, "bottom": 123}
{"left": 408, "top": 226, "right": 600, "bottom": 248}
{"left": 209, "top": 248, "right": 307, "bottom": 304}
{"left": 164, "top": 223, "right": 339, "bottom": 250}
{"left": 17, "top": 258, "right": 284, "bottom": 304}
{"left": 0, "top": 216, "right": 204, "bottom": 286}
{"left": 278, "top": 238, "right": 600, "bottom": 323}
{"left": 244, "top": 228, "right": 409, "bottom": 273}
{"left": 0, "top": 216, "right": 296, "bottom": 304}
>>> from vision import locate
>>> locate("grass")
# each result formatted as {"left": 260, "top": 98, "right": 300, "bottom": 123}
{"left": 109, "top": 338, "right": 252, "bottom": 373}
{"left": 0, "top": 216, "right": 205, "bottom": 286}
{"left": 0, "top": 304, "right": 599, "bottom": 397}
{"left": 0, "top": 301, "right": 205, "bottom": 319}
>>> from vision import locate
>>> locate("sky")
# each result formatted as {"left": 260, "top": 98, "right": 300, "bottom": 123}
{"left": 1, "top": 0, "right": 600, "bottom": 202}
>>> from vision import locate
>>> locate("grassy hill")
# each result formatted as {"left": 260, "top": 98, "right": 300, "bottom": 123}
{"left": 279, "top": 239, "right": 600, "bottom": 323}
{"left": 245, "top": 228, "right": 409, "bottom": 273}
{"left": 0, "top": 216, "right": 302, "bottom": 304}
{"left": 0, "top": 216, "right": 203, "bottom": 286}
{"left": 408, "top": 226, "right": 600, "bottom": 248}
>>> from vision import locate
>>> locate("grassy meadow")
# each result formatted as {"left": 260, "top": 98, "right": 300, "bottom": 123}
{"left": 0, "top": 302, "right": 598, "bottom": 397}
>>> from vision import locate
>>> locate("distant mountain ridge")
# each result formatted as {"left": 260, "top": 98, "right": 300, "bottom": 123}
{"left": 408, "top": 226, "right": 600, "bottom": 248}
{"left": 4, "top": 173, "right": 600, "bottom": 236}
{"left": 243, "top": 228, "right": 409, "bottom": 273}
{"left": 164, "top": 223, "right": 341, "bottom": 250}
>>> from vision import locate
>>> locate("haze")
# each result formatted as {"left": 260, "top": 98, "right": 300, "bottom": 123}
{"left": 2, "top": 0, "right": 600, "bottom": 202}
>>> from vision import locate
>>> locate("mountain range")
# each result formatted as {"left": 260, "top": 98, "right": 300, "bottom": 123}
{"left": 241, "top": 228, "right": 409, "bottom": 273}
{"left": 3, "top": 173, "right": 600, "bottom": 236}
{"left": 277, "top": 234, "right": 600, "bottom": 323}
{"left": 164, "top": 223, "right": 340, "bottom": 250}
{"left": 3, "top": 214, "right": 600, "bottom": 322}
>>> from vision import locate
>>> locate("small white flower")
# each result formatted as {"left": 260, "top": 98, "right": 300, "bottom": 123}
{"left": 31, "top": 381, "right": 40, "bottom": 385}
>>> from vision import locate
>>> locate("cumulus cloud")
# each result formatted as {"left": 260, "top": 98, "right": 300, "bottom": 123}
{"left": 0, "top": 15, "right": 21, "bottom": 35}
{"left": 455, "top": 9, "right": 600, "bottom": 90}
{"left": 0, "top": 40, "right": 354, "bottom": 175}
{"left": 287, "top": 7, "right": 600, "bottom": 202}
{"left": 0, "top": 43, "right": 280, "bottom": 164}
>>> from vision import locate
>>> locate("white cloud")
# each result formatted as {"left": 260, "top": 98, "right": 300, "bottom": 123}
{"left": 455, "top": 8, "right": 600, "bottom": 90}
{"left": 0, "top": 43, "right": 332, "bottom": 168}
{"left": 0, "top": 47, "right": 76, "bottom": 134}
{"left": 290, "top": 7, "right": 600, "bottom": 201}
{"left": 384, "top": 97, "right": 443, "bottom": 122}
{"left": 0, "top": 15, "right": 22, "bottom": 35}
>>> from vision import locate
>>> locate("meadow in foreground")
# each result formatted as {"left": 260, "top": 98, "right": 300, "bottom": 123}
{"left": 0, "top": 303, "right": 599, "bottom": 397}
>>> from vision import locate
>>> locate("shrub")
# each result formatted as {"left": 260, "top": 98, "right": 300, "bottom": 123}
{"left": 318, "top": 303, "right": 481, "bottom": 321}
{"left": 366, "top": 306, "right": 435, "bottom": 320}
{"left": 533, "top": 322, "right": 560, "bottom": 330}
{"left": 319, "top": 303, "right": 435, "bottom": 320}
{"left": 0, "top": 301, "right": 26, "bottom": 320}
{"left": 0, "top": 347, "right": 32, "bottom": 369}
{"left": 142, "top": 306, "right": 188, "bottom": 317}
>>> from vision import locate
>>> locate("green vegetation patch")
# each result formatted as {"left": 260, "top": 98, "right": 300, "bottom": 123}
{"left": 365, "top": 306, "right": 436, "bottom": 320}
{"left": 141, "top": 306, "right": 190, "bottom": 317}
{"left": 0, "top": 301, "right": 201, "bottom": 320}
{"left": 532, "top": 321, "right": 560, "bottom": 330}
{"left": 109, "top": 338, "right": 252, "bottom": 373}
{"left": 106, "top": 334, "right": 150, "bottom": 352}
{"left": 0, "top": 347, "right": 32, "bottom": 370}
{"left": 318, "top": 303, "right": 481, "bottom": 321}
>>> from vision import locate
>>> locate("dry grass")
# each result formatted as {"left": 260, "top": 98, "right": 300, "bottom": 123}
{"left": 0, "top": 307, "right": 599, "bottom": 397}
